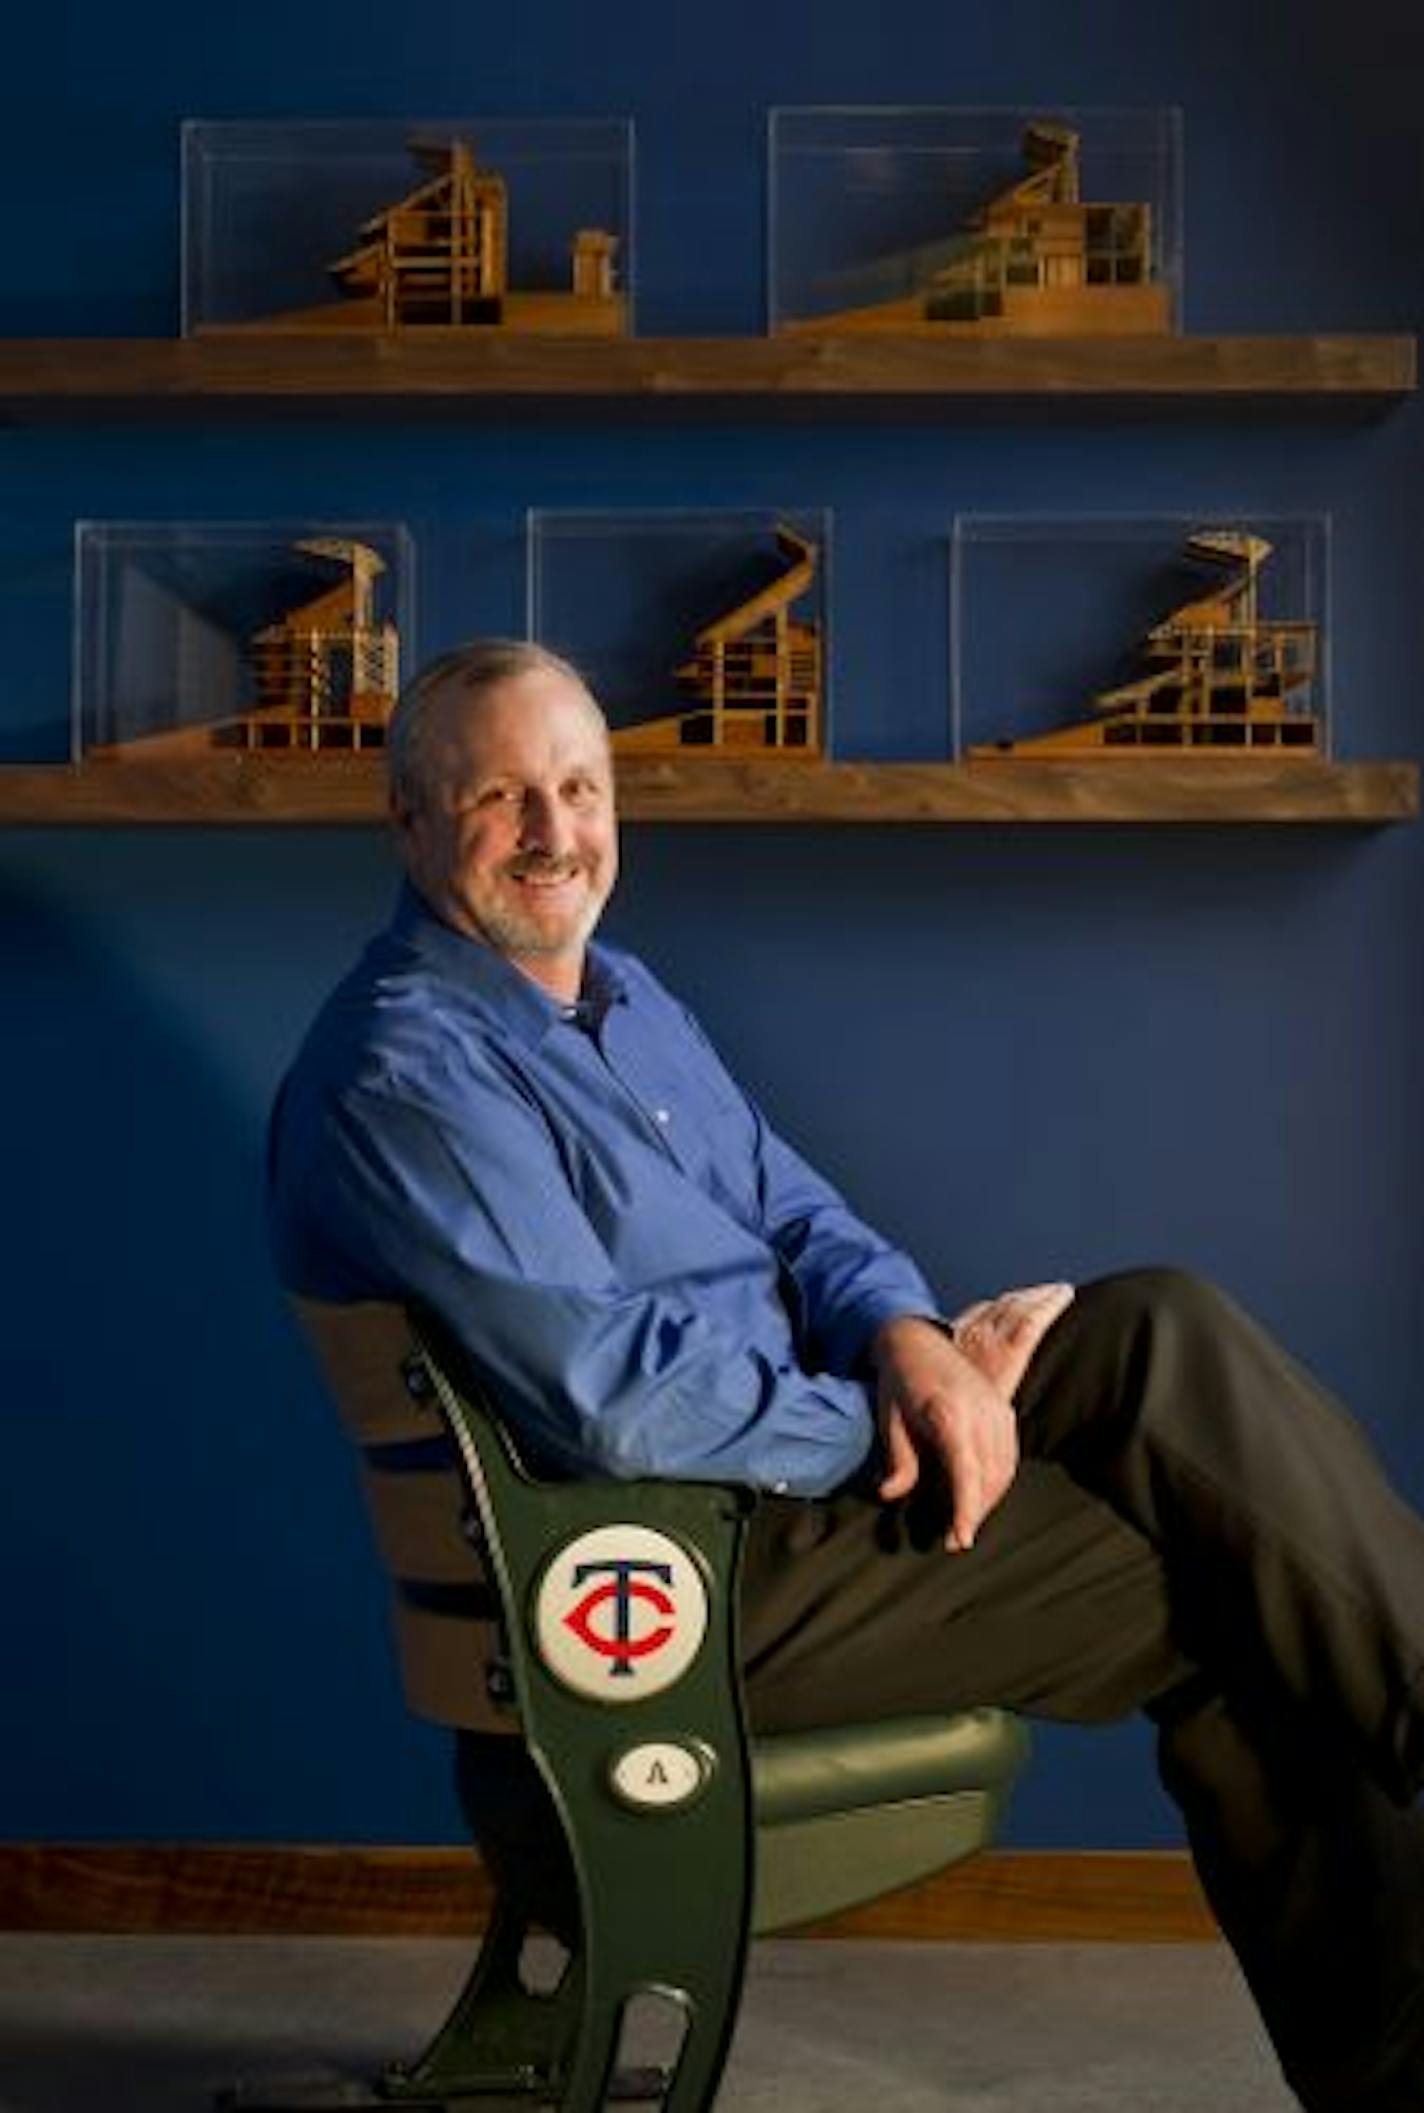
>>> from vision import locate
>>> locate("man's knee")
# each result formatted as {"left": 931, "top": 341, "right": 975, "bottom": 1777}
{"left": 1018, "top": 1264, "right": 1251, "bottom": 1432}
{"left": 1081, "top": 1264, "right": 1237, "bottom": 1338}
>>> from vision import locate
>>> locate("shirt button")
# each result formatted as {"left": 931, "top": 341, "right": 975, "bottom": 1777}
{"left": 653, "top": 1107, "right": 671, "bottom": 1125}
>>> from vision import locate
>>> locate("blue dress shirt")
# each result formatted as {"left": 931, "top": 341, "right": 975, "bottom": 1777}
{"left": 268, "top": 885, "right": 938, "bottom": 1497}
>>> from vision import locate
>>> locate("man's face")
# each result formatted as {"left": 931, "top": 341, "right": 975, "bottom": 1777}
{"left": 395, "top": 667, "right": 618, "bottom": 1000}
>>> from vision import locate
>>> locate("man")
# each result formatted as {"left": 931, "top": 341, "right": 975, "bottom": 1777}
{"left": 271, "top": 638, "right": 1424, "bottom": 2112}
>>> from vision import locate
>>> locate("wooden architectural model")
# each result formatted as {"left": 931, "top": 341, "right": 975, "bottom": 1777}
{"left": 969, "top": 531, "right": 1321, "bottom": 758}
{"left": 242, "top": 538, "right": 398, "bottom": 749}
{"left": 609, "top": 525, "right": 823, "bottom": 758}
{"left": 200, "top": 140, "right": 624, "bottom": 336}
{"left": 93, "top": 539, "right": 399, "bottom": 759}
{"left": 787, "top": 121, "right": 1169, "bottom": 337}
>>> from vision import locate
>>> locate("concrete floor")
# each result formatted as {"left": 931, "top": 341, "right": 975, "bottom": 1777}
{"left": 0, "top": 1933, "right": 1298, "bottom": 2112}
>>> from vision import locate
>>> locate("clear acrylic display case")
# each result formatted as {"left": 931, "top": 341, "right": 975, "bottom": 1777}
{"left": 182, "top": 118, "right": 634, "bottom": 335}
{"left": 950, "top": 515, "right": 1331, "bottom": 761}
{"left": 528, "top": 509, "right": 832, "bottom": 760}
{"left": 768, "top": 106, "right": 1182, "bottom": 337}
{"left": 73, "top": 522, "right": 414, "bottom": 761}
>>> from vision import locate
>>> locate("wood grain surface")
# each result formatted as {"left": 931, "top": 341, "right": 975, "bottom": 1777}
{"left": 0, "top": 334, "right": 1412, "bottom": 419}
{"left": 0, "top": 756, "right": 1414, "bottom": 826}
{"left": 0, "top": 1844, "right": 1217, "bottom": 1942}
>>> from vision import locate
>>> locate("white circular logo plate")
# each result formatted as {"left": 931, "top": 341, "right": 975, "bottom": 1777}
{"left": 609, "top": 1741, "right": 709, "bottom": 1810}
{"left": 533, "top": 1524, "right": 709, "bottom": 1703}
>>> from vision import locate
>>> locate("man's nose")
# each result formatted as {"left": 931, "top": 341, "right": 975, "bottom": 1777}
{"left": 519, "top": 790, "right": 574, "bottom": 855}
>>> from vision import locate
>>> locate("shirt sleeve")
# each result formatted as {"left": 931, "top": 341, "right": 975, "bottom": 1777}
{"left": 282, "top": 1059, "right": 875, "bottom": 1498}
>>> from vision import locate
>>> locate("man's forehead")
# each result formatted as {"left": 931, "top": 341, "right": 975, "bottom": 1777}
{"left": 429, "top": 669, "right": 610, "bottom": 759}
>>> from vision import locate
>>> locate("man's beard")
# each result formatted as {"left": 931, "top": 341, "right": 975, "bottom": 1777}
{"left": 477, "top": 856, "right": 607, "bottom": 959}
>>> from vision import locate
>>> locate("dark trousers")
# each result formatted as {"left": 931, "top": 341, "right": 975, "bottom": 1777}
{"left": 739, "top": 1269, "right": 1424, "bottom": 2112}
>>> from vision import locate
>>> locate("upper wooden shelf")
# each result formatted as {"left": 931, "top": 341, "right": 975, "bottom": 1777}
{"left": 0, "top": 335, "right": 1413, "bottom": 419}
{"left": 0, "top": 755, "right": 1413, "bottom": 826}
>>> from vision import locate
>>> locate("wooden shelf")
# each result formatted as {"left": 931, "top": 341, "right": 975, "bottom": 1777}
{"left": 0, "top": 755, "right": 1412, "bottom": 825}
{"left": 0, "top": 334, "right": 1412, "bottom": 419}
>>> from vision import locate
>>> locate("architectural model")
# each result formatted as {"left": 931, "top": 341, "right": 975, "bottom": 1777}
{"left": 197, "top": 139, "right": 624, "bottom": 336}
{"left": 90, "top": 539, "right": 399, "bottom": 758}
{"left": 786, "top": 120, "right": 1169, "bottom": 337}
{"left": 968, "top": 530, "right": 1320, "bottom": 758}
{"left": 609, "top": 525, "right": 823, "bottom": 757}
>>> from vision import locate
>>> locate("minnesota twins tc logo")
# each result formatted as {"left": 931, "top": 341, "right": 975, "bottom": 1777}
{"left": 563, "top": 1558, "right": 675, "bottom": 1678}
{"left": 534, "top": 1526, "right": 709, "bottom": 1703}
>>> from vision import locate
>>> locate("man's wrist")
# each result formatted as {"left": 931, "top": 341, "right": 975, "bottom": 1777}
{"left": 871, "top": 1310, "right": 958, "bottom": 1368}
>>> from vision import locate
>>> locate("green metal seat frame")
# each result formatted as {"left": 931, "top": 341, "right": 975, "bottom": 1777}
{"left": 223, "top": 1302, "right": 1028, "bottom": 2112}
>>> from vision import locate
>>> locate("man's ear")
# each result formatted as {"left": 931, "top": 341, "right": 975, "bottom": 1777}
{"left": 389, "top": 795, "right": 425, "bottom": 874}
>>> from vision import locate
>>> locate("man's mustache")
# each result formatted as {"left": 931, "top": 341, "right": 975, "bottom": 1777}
{"left": 503, "top": 853, "right": 586, "bottom": 880}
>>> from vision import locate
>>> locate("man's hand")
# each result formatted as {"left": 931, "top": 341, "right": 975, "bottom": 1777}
{"left": 951, "top": 1281, "right": 1076, "bottom": 1400}
{"left": 873, "top": 1283, "right": 1074, "bottom": 1552}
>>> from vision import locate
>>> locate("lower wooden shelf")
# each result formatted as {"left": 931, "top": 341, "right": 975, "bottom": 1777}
{"left": 0, "top": 755, "right": 1414, "bottom": 824}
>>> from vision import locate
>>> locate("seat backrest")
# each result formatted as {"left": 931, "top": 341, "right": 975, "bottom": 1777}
{"left": 294, "top": 1296, "right": 516, "bottom": 1735}
{"left": 289, "top": 1297, "right": 766, "bottom": 2105}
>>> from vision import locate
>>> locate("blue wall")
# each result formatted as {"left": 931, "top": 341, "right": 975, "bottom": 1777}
{"left": 2, "top": 0, "right": 1422, "bottom": 1849}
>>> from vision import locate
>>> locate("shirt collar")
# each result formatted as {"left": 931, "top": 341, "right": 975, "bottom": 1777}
{"left": 389, "top": 882, "right": 628, "bottom": 1047}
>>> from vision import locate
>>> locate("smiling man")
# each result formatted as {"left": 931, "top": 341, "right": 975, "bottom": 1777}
{"left": 270, "top": 638, "right": 1424, "bottom": 2112}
